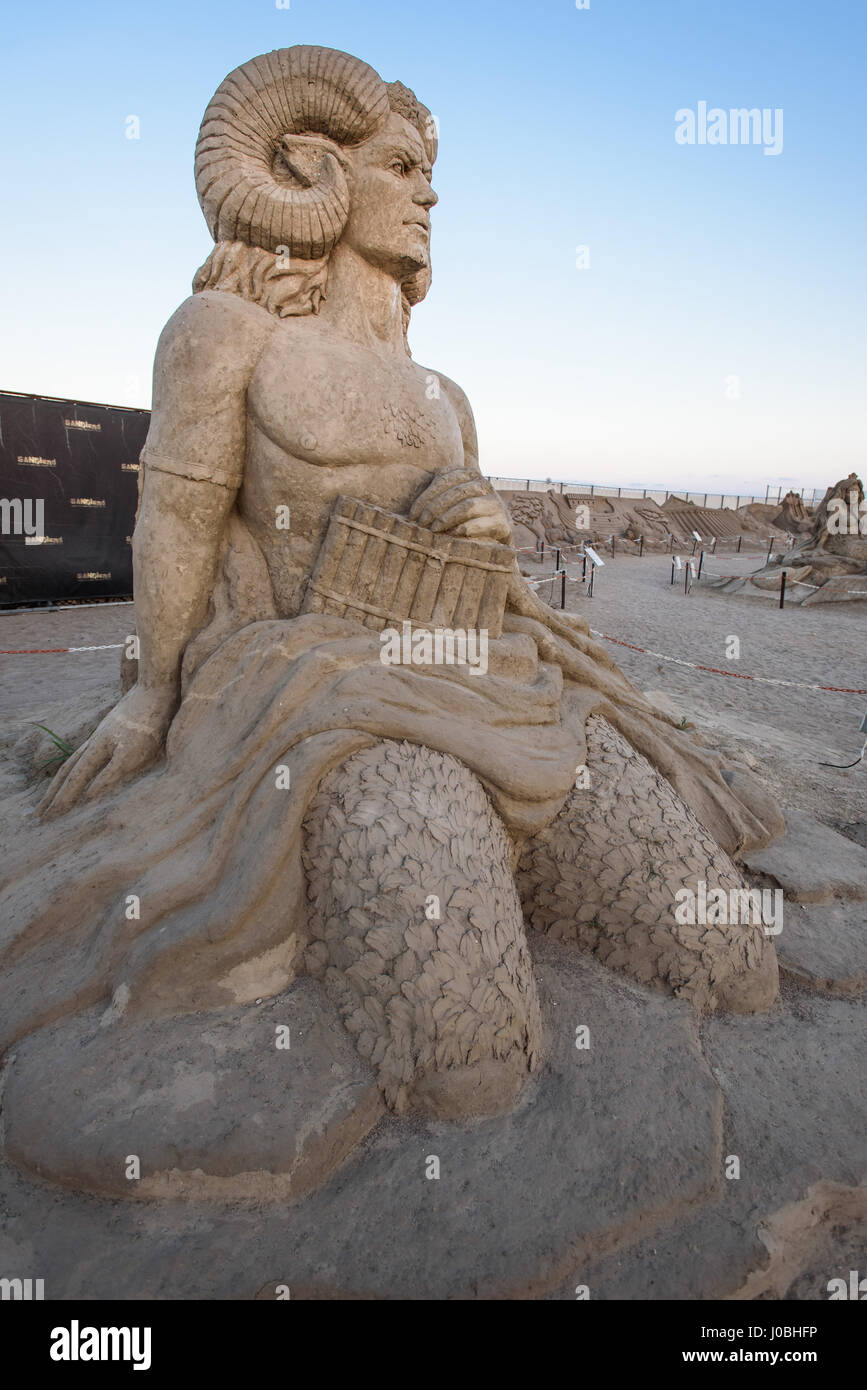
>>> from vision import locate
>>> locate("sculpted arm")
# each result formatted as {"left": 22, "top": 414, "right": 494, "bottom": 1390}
{"left": 39, "top": 292, "right": 272, "bottom": 815}
{"left": 132, "top": 291, "right": 273, "bottom": 694}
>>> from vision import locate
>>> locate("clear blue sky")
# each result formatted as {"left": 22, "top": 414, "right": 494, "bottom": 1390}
{"left": 2, "top": 0, "right": 864, "bottom": 494}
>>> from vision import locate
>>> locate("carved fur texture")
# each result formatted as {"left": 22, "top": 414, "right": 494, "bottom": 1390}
{"left": 302, "top": 739, "right": 542, "bottom": 1117}
{"left": 516, "top": 715, "right": 778, "bottom": 1013}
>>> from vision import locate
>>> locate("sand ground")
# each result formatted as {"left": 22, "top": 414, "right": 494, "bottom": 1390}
{"left": 525, "top": 550, "right": 866, "bottom": 838}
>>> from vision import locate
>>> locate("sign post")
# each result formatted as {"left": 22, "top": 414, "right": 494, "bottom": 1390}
{"left": 584, "top": 545, "right": 604, "bottom": 599}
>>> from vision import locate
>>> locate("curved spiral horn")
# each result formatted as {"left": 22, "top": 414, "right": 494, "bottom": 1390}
{"left": 195, "top": 46, "right": 391, "bottom": 258}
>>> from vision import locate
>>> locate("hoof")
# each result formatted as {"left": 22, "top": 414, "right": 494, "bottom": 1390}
{"left": 715, "top": 943, "right": 780, "bottom": 1014}
{"left": 407, "top": 1056, "right": 530, "bottom": 1121}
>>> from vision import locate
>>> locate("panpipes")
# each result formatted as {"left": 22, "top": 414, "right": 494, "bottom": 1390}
{"left": 301, "top": 495, "right": 514, "bottom": 638}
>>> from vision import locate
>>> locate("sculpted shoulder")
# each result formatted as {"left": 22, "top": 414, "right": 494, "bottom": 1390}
{"left": 415, "top": 365, "right": 480, "bottom": 467}
{"left": 145, "top": 292, "right": 276, "bottom": 489}
{"left": 154, "top": 290, "right": 275, "bottom": 388}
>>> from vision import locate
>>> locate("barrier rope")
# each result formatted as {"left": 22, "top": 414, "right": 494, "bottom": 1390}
{"left": 698, "top": 570, "right": 867, "bottom": 597}
{"left": 0, "top": 643, "right": 125, "bottom": 655}
{"left": 588, "top": 629, "right": 867, "bottom": 695}
{"left": 2, "top": 597, "right": 864, "bottom": 696}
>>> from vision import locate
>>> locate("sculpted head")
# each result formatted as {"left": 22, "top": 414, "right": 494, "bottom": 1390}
{"left": 339, "top": 111, "right": 436, "bottom": 280}
{"left": 193, "top": 47, "right": 437, "bottom": 330}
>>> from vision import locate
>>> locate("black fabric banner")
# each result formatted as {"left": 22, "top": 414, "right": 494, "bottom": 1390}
{"left": 0, "top": 392, "right": 149, "bottom": 606}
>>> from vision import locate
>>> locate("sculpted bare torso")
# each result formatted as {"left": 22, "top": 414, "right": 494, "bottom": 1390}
{"left": 37, "top": 282, "right": 510, "bottom": 814}
{"left": 34, "top": 67, "right": 522, "bottom": 812}
{"left": 243, "top": 313, "right": 467, "bottom": 614}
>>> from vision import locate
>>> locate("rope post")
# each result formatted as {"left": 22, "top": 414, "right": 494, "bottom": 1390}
{"left": 639, "top": 535, "right": 644, "bottom": 557}
{"left": 711, "top": 536, "right": 717, "bottom": 553}
{"left": 588, "top": 564, "right": 595, "bottom": 598}
{"left": 779, "top": 570, "right": 787, "bottom": 609}
{"left": 737, "top": 535, "right": 742, "bottom": 553}
{"left": 697, "top": 550, "right": 705, "bottom": 580}
{"left": 560, "top": 566, "right": 566, "bottom": 609}
{"left": 670, "top": 558, "right": 675, "bottom": 585}
{"left": 582, "top": 552, "right": 587, "bottom": 582}
{"left": 554, "top": 547, "right": 560, "bottom": 574}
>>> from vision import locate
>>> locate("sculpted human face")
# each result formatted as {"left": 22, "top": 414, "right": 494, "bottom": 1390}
{"left": 341, "top": 112, "right": 437, "bottom": 279}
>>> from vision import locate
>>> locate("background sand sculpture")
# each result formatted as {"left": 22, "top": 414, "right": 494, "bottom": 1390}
{"left": 772, "top": 489, "right": 813, "bottom": 535}
{"left": 0, "top": 46, "right": 787, "bottom": 1199}
{"left": 504, "top": 487, "right": 790, "bottom": 561}
{"left": 705, "top": 474, "right": 867, "bottom": 605}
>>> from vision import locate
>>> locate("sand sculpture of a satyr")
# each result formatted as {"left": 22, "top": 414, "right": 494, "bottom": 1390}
{"left": 1, "top": 48, "right": 784, "bottom": 1190}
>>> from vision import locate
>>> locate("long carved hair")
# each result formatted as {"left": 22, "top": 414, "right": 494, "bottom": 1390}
{"left": 192, "top": 46, "right": 436, "bottom": 342}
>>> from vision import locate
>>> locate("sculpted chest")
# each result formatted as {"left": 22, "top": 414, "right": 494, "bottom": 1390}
{"left": 246, "top": 330, "right": 463, "bottom": 473}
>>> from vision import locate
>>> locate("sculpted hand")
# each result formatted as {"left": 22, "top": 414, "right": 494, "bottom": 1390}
{"left": 37, "top": 685, "right": 177, "bottom": 819}
{"left": 409, "top": 468, "right": 513, "bottom": 543}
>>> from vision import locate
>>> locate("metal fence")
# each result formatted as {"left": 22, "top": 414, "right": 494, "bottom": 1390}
{"left": 486, "top": 477, "right": 825, "bottom": 510}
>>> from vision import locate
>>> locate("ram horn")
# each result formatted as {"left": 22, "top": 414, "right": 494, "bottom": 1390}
{"left": 195, "top": 46, "right": 390, "bottom": 258}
